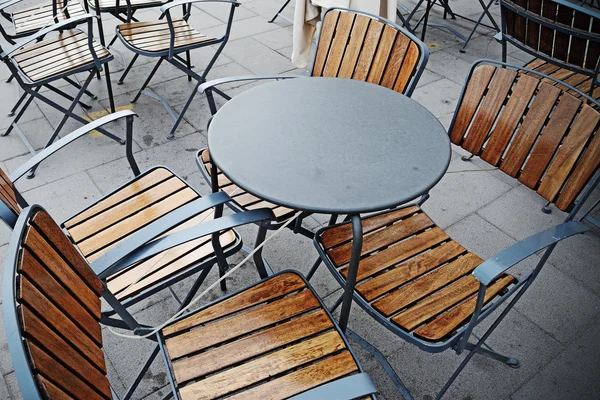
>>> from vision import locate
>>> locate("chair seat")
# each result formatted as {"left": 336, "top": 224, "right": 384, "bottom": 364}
{"left": 62, "top": 167, "right": 237, "bottom": 301}
{"left": 162, "top": 271, "right": 367, "bottom": 400}
{"left": 11, "top": 29, "right": 111, "bottom": 82}
{"left": 523, "top": 58, "right": 600, "bottom": 108}
{"left": 88, "top": 0, "right": 167, "bottom": 11}
{"left": 198, "top": 149, "right": 297, "bottom": 222}
{"left": 117, "top": 19, "right": 215, "bottom": 54}
{"left": 11, "top": 0, "right": 87, "bottom": 35}
{"left": 316, "top": 206, "right": 517, "bottom": 343}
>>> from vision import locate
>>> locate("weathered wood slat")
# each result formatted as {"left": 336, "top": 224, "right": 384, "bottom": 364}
{"left": 394, "top": 42, "right": 420, "bottom": 94}
{"left": 322, "top": 11, "right": 355, "bottom": 77}
{"left": 312, "top": 10, "right": 340, "bottom": 76}
{"left": 337, "top": 15, "right": 370, "bottom": 79}
{"left": 366, "top": 25, "right": 397, "bottom": 85}
{"left": 414, "top": 275, "right": 515, "bottom": 341}
{"left": 163, "top": 273, "right": 306, "bottom": 335}
{"left": 178, "top": 330, "right": 346, "bottom": 399}
{"left": 380, "top": 34, "right": 410, "bottom": 89}
{"left": 171, "top": 310, "right": 333, "bottom": 383}
{"left": 0, "top": 169, "right": 20, "bottom": 215}
{"left": 372, "top": 253, "right": 482, "bottom": 317}
{"left": 352, "top": 20, "right": 384, "bottom": 81}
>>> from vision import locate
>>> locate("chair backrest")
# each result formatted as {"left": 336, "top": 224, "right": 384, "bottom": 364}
{"left": 2, "top": 205, "right": 111, "bottom": 399}
{"left": 501, "top": 0, "right": 600, "bottom": 77}
{"left": 0, "top": 168, "right": 20, "bottom": 217}
{"left": 311, "top": 8, "right": 428, "bottom": 97}
{"left": 449, "top": 61, "right": 600, "bottom": 213}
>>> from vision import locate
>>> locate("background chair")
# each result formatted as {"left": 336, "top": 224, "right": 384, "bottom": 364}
{"left": 0, "top": 110, "right": 256, "bottom": 333}
{"left": 0, "top": 13, "right": 119, "bottom": 176}
{"left": 314, "top": 59, "right": 600, "bottom": 399}
{"left": 116, "top": 0, "right": 238, "bottom": 139}
{"left": 3, "top": 202, "right": 378, "bottom": 399}
{"left": 500, "top": 0, "right": 600, "bottom": 104}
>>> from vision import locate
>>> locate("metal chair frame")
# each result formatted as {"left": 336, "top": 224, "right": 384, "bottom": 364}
{"left": 0, "top": 14, "right": 121, "bottom": 177}
{"left": 500, "top": 0, "right": 600, "bottom": 97}
{"left": 196, "top": 7, "right": 428, "bottom": 245}
{"left": 4, "top": 201, "right": 377, "bottom": 399}
{"left": 0, "top": 111, "right": 261, "bottom": 335}
{"left": 116, "top": 0, "right": 237, "bottom": 139}
{"left": 313, "top": 59, "right": 600, "bottom": 400}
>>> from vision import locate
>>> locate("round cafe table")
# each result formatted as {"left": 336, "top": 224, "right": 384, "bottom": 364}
{"left": 208, "top": 77, "right": 451, "bottom": 332}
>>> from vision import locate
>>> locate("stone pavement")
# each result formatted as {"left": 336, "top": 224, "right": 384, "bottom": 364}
{"left": 0, "top": 0, "right": 599, "bottom": 399}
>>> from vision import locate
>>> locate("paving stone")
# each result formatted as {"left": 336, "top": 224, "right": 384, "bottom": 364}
{"left": 426, "top": 49, "right": 474, "bottom": 85}
{"left": 0, "top": 83, "right": 45, "bottom": 130}
{"left": 203, "top": 15, "right": 280, "bottom": 41}
{"left": 241, "top": 0, "right": 293, "bottom": 23}
{"left": 222, "top": 37, "right": 296, "bottom": 74}
{"left": 411, "top": 78, "right": 463, "bottom": 119}
{"left": 4, "top": 372, "right": 22, "bottom": 400}
{"left": 0, "top": 117, "right": 55, "bottom": 163}
{"left": 0, "top": 374, "right": 9, "bottom": 400}
{"left": 0, "top": 308, "right": 14, "bottom": 376}
{"left": 478, "top": 185, "right": 567, "bottom": 241}
{"left": 252, "top": 26, "right": 294, "bottom": 50}
{"left": 511, "top": 321, "right": 600, "bottom": 399}
{"left": 193, "top": 0, "right": 257, "bottom": 23}
{"left": 514, "top": 262, "right": 600, "bottom": 344}
{"left": 422, "top": 158, "right": 513, "bottom": 229}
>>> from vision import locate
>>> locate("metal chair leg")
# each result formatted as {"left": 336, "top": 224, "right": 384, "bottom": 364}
{"left": 104, "top": 64, "right": 116, "bottom": 113}
{"left": 7, "top": 91, "right": 27, "bottom": 117}
{"left": 464, "top": 343, "right": 520, "bottom": 368}
{"left": 268, "top": 0, "right": 291, "bottom": 23}
{"left": 167, "top": 81, "right": 200, "bottom": 140}
{"left": 118, "top": 54, "right": 139, "bottom": 84}
{"left": 132, "top": 58, "right": 164, "bottom": 103}
{"left": 3, "top": 88, "right": 39, "bottom": 137}
{"left": 253, "top": 222, "right": 270, "bottom": 279}
{"left": 123, "top": 345, "right": 160, "bottom": 400}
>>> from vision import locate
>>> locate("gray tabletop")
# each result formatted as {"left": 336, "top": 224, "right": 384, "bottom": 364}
{"left": 208, "top": 77, "right": 451, "bottom": 215}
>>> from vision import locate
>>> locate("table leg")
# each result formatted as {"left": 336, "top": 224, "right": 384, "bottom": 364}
{"left": 338, "top": 214, "right": 363, "bottom": 333}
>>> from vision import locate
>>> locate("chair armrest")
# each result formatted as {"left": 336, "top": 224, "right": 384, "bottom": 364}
{"left": 288, "top": 373, "right": 377, "bottom": 400}
{"left": 473, "top": 221, "right": 589, "bottom": 286}
{"left": 92, "top": 206, "right": 274, "bottom": 279}
{"left": 1, "top": 13, "right": 97, "bottom": 58}
{"left": 159, "top": 0, "right": 239, "bottom": 13}
{"left": 198, "top": 74, "right": 302, "bottom": 94}
{"left": 9, "top": 110, "right": 137, "bottom": 182}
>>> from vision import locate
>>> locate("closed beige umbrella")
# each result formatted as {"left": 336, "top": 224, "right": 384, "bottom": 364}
{"left": 292, "top": 0, "right": 397, "bottom": 68}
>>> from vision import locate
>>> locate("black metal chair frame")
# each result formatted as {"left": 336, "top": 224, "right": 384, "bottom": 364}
{"left": 268, "top": 0, "right": 291, "bottom": 23}
{"left": 0, "top": 14, "right": 121, "bottom": 177}
{"left": 313, "top": 60, "right": 600, "bottom": 400}
{"left": 116, "top": 0, "right": 237, "bottom": 139}
{"left": 499, "top": 0, "right": 600, "bottom": 97}
{"left": 195, "top": 7, "right": 429, "bottom": 249}
{"left": 0, "top": 110, "right": 266, "bottom": 337}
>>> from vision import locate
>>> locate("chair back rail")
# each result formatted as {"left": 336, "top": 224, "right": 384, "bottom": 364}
{"left": 449, "top": 61, "right": 600, "bottom": 212}
{"left": 3, "top": 206, "right": 111, "bottom": 400}
{"left": 311, "top": 8, "right": 428, "bottom": 97}
{"left": 501, "top": 0, "right": 600, "bottom": 76}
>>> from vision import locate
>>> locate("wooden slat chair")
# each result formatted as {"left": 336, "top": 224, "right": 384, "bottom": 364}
{"left": 3, "top": 204, "right": 378, "bottom": 399}
{"left": 195, "top": 7, "right": 429, "bottom": 248}
{"left": 500, "top": 0, "right": 600, "bottom": 106}
{"left": 0, "top": 111, "right": 260, "bottom": 333}
{"left": 314, "top": 60, "right": 600, "bottom": 399}
{"left": 0, "top": 14, "right": 119, "bottom": 175}
{"left": 115, "top": 0, "right": 238, "bottom": 139}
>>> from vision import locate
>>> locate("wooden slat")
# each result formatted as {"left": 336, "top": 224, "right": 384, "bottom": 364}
{"left": 163, "top": 273, "right": 306, "bottom": 335}
{"left": 0, "top": 169, "right": 20, "bottom": 215}
{"left": 166, "top": 289, "right": 319, "bottom": 359}
{"left": 12, "top": 31, "right": 85, "bottom": 62}
{"left": 519, "top": 94, "right": 582, "bottom": 188}
{"left": 178, "top": 330, "right": 346, "bottom": 399}
{"left": 172, "top": 310, "right": 333, "bottom": 383}
{"left": 512, "top": 0, "right": 527, "bottom": 43}
{"left": 337, "top": 14, "right": 370, "bottom": 79}
{"left": 75, "top": 187, "right": 198, "bottom": 257}
{"left": 380, "top": 33, "right": 410, "bottom": 89}
{"left": 17, "top": 38, "right": 97, "bottom": 69}
{"left": 352, "top": 20, "right": 384, "bottom": 81}
{"left": 555, "top": 126, "right": 600, "bottom": 210}
{"left": 357, "top": 240, "right": 465, "bottom": 301}
{"left": 348, "top": 227, "right": 451, "bottom": 284}
{"left": 372, "top": 253, "right": 482, "bottom": 317}
{"left": 27, "top": 342, "right": 107, "bottom": 400}
{"left": 321, "top": 206, "right": 419, "bottom": 249}
{"left": 322, "top": 11, "right": 355, "bottom": 77}
{"left": 23, "top": 228, "right": 101, "bottom": 317}
{"left": 538, "top": 104, "right": 600, "bottom": 201}
{"left": 450, "top": 65, "right": 495, "bottom": 144}
{"left": 118, "top": 20, "right": 189, "bottom": 36}
{"left": 585, "top": 18, "right": 600, "bottom": 70}
{"left": 19, "top": 250, "right": 101, "bottom": 344}
{"left": 392, "top": 275, "right": 480, "bottom": 330}
{"left": 37, "top": 376, "right": 72, "bottom": 400}
{"left": 414, "top": 275, "right": 515, "bottom": 341}
{"left": 394, "top": 42, "right": 420, "bottom": 94}
{"left": 31, "top": 211, "right": 103, "bottom": 295}
{"left": 540, "top": 0, "right": 557, "bottom": 55}
{"left": 553, "top": 3, "right": 572, "bottom": 62}
{"left": 225, "top": 352, "right": 359, "bottom": 400}
{"left": 366, "top": 25, "right": 397, "bottom": 85}
{"left": 525, "top": 0, "right": 542, "bottom": 48}
{"left": 481, "top": 74, "right": 539, "bottom": 165}
{"left": 18, "top": 276, "right": 106, "bottom": 371}
{"left": 93, "top": 0, "right": 165, "bottom": 10}
{"left": 500, "top": 83, "right": 562, "bottom": 177}
{"left": 20, "top": 307, "right": 110, "bottom": 398}
{"left": 312, "top": 11, "right": 340, "bottom": 76}
{"left": 330, "top": 212, "right": 434, "bottom": 266}
{"left": 64, "top": 168, "right": 174, "bottom": 229}
{"left": 68, "top": 177, "right": 187, "bottom": 242}
{"left": 462, "top": 68, "right": 517, "bottom": 154}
